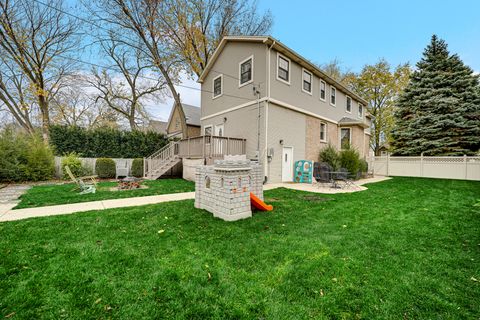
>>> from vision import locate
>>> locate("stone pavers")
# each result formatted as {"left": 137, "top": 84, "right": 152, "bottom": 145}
{"left": 0, "top": 184, "right": 31, "bottom": 216}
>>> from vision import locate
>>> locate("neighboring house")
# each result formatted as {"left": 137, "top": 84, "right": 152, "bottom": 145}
{"left": 198, "top": 35, "right": 372, "bottom": 183}
{"left": 147, "top": 120, "right": 168, "bottom": 135}
{"left": 166, "top": 102, "right": 201, "bottom": 138}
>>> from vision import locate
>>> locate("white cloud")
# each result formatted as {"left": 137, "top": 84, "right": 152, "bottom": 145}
{"left": 145, "top": 72, "right": 201, "bottom": 122}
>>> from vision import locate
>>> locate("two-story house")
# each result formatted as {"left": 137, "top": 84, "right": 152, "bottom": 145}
{"left": 197, "top": 36, "right": 371, "bottom": 183}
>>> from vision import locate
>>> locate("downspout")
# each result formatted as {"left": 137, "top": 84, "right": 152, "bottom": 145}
{"left": 265, "top": 39, "right": 276, "bottom": 182}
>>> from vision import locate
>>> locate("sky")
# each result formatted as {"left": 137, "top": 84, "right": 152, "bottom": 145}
{"left": 74, "top": 0, "right": 480, "bottom": 122}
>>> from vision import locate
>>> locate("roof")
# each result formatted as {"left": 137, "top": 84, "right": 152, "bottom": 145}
{"left": 198, "top": 35, "right": 369, "bottom": 106}
{"left": 148, "top": 120, "right": 168, "bottom": 134}
{"left": 167, "top": 103, "right": 201, "bottom": 128}
{"left": 338, "top": 117, "right": 369, "bottom": 129}
{"left": 181, "top": 103, "right": 201, "bottom": 126}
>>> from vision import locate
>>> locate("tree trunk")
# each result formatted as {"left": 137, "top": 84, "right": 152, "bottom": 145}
{"left": 38, "top": 96, "right": 50, "bottom": 143}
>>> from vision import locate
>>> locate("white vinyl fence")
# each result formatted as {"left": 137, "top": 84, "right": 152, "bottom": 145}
{"left": 54, "top": 157, "right": 135, "bottom": 178}
{"left": 369, "top": 155, "right": 480, "bottom": 181}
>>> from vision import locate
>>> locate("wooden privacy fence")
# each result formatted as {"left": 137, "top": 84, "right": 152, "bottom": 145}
{"left": 369, "top": 155, "right": 480, "bottom": 181}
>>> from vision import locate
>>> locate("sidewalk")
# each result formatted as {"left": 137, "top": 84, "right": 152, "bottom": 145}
{"left": 0, "top": 176, "right": 390, "bottom": 222}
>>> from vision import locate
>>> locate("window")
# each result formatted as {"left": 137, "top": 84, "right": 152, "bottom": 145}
{"left": 320, "top": 122, "right": 327, "bottom": 142}
{"left": 330, "top": 86, "right": 336, "bottom": 106}
{"left": 277, "top": 54, "right": 290, "bottom": 83}
{"left": 319, "top": 80, "right": 326, "bottom": 101}
{"left": 340, "top": 128, "right": 351, "bottom": 149}
{"left": 346, "top": 96, "right": 352, "bottom": 113}
{"left": 239, "top": 56, "right": 253, "bottom": 86}
{"left": 302, "top": 69, "right": 312, "bottom": 94}
{"left": 204, "top": 125, "right": 212, "bottom": 136}
{"left": 212, "top": 74, "right": 223, "bottom": 98}
{"left": 358, "top": 104, "right": 364, "bottom": 118}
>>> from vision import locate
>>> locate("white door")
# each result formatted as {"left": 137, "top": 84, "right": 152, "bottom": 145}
{"left": 282, "top": 147, "right": 294, "bottom": 182}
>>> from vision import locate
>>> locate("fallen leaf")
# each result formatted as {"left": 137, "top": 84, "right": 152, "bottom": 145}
{"left": 471, "top": 277, "right": 479, "bottom": 282}
{"left": 332, "top": 278, "right": 338, "bottom": 282}
{"left": 5, "top": 312, "right": 15, "bottom": 318}
{"left": 208, "top": 272, "right": 212, "bottom": 281}
{"left": 342, "top": 225, "right": 347, "bottom": 228}
{"left": 104, "top": 305, "right": 112, "bottom": 311}
{"left": 157, "top": 230, "right": 165, "bottom": 234}
{"left": 94, "top": 298, "right": 102, "bottom": 304}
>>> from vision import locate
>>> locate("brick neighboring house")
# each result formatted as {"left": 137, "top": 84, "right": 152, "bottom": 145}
{"left": 198, "top": 35, "right": 372, "bottom": 183}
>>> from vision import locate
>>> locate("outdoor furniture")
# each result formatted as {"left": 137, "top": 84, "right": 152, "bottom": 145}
{"left": 116, "top": 159, "right": 129, "bottom": 179}
{"left": 313, "top": 162, "right": 332, "bottom": 187}
{"left": 64, "top": 165, "right": 97, "bottom": 195}
{"left": 335, "top": 168, "right": 356, "bottom": 189}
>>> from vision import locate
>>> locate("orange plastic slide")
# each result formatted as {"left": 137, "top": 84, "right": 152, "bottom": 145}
{"left": 250, "top": 192, "right": 273, "bottom": 211}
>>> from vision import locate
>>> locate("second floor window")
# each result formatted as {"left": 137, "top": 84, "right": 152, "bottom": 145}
{"left": 303, "top": 70, "right": 312, "bottom": 94}
{"left": 359, "top": 104, "right": 364, "bottom": 118}
{"left": 239, "top": 57, "right": 253, "bottom": 86}
{"left": 330, "top": 86, "right": 336, "bottom": 106}
{"left": 213, "top": 75, "right": 222, "bottom": 98}
{"left": 320, "top": 80, "right": 326, "bottom": 101}
{"left": 278, "top": 55, "right": 290, "bottom": 82}
{"left": 346, "top": 96, "right": 352, "bottom": 113}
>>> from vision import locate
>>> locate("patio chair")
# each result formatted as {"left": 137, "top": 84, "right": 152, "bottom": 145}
{"left": 313, "top": 162, "right": 332, "bottom": 187}
{"left": 64, "top": 165, "right": 97, "bottom": 195}
{"left": 336, "top": 168, "right": 356, "bottom": 189}
{"left": 115, "top": 159, "right": 129, "bottom": 179}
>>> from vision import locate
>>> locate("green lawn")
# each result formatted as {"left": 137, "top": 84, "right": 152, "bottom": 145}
{"left": 14, "top": 179, "right": 195, "bottom": 209}
{"left": 1, "top": 177, "right": 479, "bottom": 319}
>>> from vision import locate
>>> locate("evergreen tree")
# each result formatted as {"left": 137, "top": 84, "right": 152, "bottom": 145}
{"left": 391, "top": 35, "right": 480, "bottom": 155}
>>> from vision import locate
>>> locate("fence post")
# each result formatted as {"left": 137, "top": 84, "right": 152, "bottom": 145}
{"left": 464, "top": 154, "right": 468, "bottom": 179}
{"left": 420, "top": 152, "right": 424, "bottom": 177}
{"left": 386, "top": 152, "right": 390, "bottom": 176}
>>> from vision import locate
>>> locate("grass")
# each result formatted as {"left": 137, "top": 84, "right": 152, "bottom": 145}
{"left": 14, "top": 179, "right": 195, "bottom": 209}
{"left": 1, "top": 177, "right": 479, "bottom": 319}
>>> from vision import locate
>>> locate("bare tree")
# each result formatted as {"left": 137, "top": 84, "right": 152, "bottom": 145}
{"left": 0, "top": 0, "right": 79, "bottom": 142}
{"left": 89, "top": 38, "right": 167, "bottom": 130}
{"left": 87, "top": 0, "right": 188, "bottom": 136}
{"left": 161, "top": 0, "right": 273, "bottom": 77}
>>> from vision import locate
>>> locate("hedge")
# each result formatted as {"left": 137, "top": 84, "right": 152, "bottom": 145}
{"left": 49, "top": 125, "right": 168, "bottom": 158}
{"left": 95, "top": 158, "right": 116, "bottom": 179}
{"left": 131, "top": 158, "right": 144, "bottom": 177}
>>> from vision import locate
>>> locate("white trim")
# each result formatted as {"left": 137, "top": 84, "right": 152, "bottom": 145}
{"left": 319, "top": 80, "right": 326, "bottom": 101}
{"left": 330, "top": 86, "right": 336, "bottom": 107}
{"left": 301, "top": 68, "right": 313, "bottom": 95}
{"left": 200, "top": 98, "right": 266, "bottom": 121}
{"left": 276, "top": 52, "right": 290, "bottom": 85}
{"left": 320, "top": 121, "right": 327, "bottom": 143}
{"left": 358, "top": 103, "right": 364, "bottom": 119}
{"left": 200, "top": 97, "right": 340, "bottom": 125}
{"left": 268, "top": 98, "right": 338, "bottom": 124}
{"left": 238, "top": 55, "right": 254, "bottom": 88}
{"left": 212, "top": 74, "right": 223, "bottom": 99}
{"left": 203, "top": 124, "right": 213, "bottom": 135}
{"left": 339, "top": 127, "right": 352, "bottom": 150}
{"left": 346, "top": 95, "right": 352, "bottom": 113}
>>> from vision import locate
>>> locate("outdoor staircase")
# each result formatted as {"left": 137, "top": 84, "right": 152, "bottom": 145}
{"left": 144, "top": 141, "right": 181, "bottom": 180}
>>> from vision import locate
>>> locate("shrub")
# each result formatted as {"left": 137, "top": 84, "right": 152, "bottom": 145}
{"left": 131, "top": 158, "right": 144, "bottom": 177}
{"left": 49, "top": 125, "right": 168, "bottom": 158}
{"left": 24, "top": 137, "right": 55, "bottom": 181}
{"left": 0, "top": 128, "right": 54, "bottom": 182}
{"left": 319, "top": 144, "right": 340, "bottom": 170}
{"left": 61, "top": 152, "right": 84, "bottom": 180}
{"left": 359, "top": 159, "right": 368, "bottom": 174}
{"left": 339, "top": 146, "right": 361, "bottom": 178}
{"left": 95, "top": 158, "right": 116, "bottom": 179}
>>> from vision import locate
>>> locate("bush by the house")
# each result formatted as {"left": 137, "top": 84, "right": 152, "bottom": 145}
{"left": 0, "top": 128, "right": 54, "bottom": 182}
{"left": 319, "top": 144, "right": 340, "bottom": 170}
{"left": 49, "top": 125, "right": 168, "bottom": 158}
{"left": 95, "top": 158, "right": 116, "bottom": 179}
{"left": 339, "top": 146, "right": 361, "bottom": 178}
{"left": 359, "top": 159, "right": 368, "bottom": 175}
{"left": 131, "top": 158, "right": 144, "bottom": 177}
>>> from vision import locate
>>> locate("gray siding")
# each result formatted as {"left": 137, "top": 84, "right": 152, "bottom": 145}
{"left": 269, "top": 50, "right": 365, "bottom": 123}
{"left": 201, "top": 42, "right": 267, "bottom": 118}
{"left": 266, "top": 103, "right": 306, "bottom": 183}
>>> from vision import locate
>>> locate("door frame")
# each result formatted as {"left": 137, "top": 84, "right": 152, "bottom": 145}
{"left": 281, "top": 146, "right": 294, "bottom": 182}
